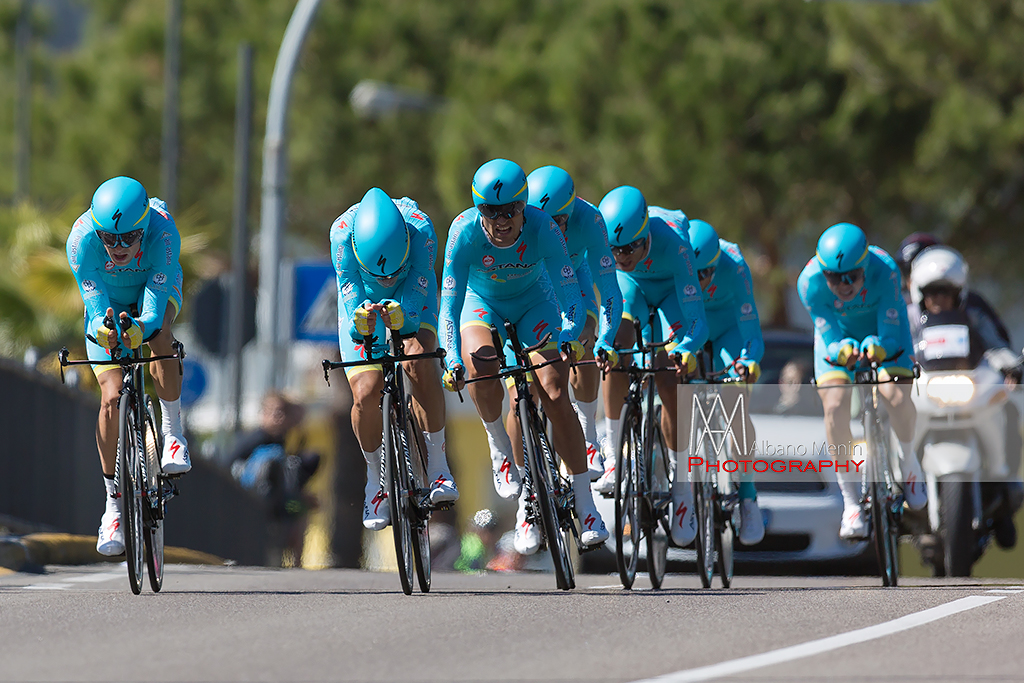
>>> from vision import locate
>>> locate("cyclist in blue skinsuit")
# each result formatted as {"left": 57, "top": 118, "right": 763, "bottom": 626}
{"left": 527, "top": 166, "right": 622, "bottom": 482}
{"left": 331, "top": 188, "right": 458, "bottom": 532}
{"left": 439, "top": 159, "right": 608, "bottom": 555}
{"left": 66, "top": 176, "right": 190, "bottom": 557}
{"left": 798, "top": 222, "right": 927, "bottom": 540}
{"left": 688, "top": 219, "right": 765, "bottom": 546}
{"left": 596, "top": 185, "right": 709, "bottom": 548}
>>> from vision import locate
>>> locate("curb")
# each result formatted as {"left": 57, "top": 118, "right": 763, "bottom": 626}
{"left": 0, "top": 533, "right": 225, "bottom": 572}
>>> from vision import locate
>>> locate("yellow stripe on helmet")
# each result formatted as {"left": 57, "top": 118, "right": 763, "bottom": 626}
{"left": 555, "top": 191, "right": 576, "bottom": 215}
{"left": 132, "top": 203, "right": 150, "bottom": 228}
{"left": 628, "top": 214, "right": 649, "bottom": 242}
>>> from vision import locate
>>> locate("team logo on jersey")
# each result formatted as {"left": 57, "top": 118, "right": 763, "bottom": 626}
{"left": 104, "top": 261, "right": 115, "bottom": 272}
{"left": 561, "top": 265, "right": 573, "bottom": 279}
{"left": 443, "top": 276, "right": 456, "bottom": 290}
{"left": 741, "top": 303, "right": 753, "bottom": 315}
{"left": 814, "top": 316, "right": 827, "bottom": 328}
{"left": 886, "top": 307, "right": 898, "bottom": 320}
{"left": 424, "top": 238, "right": 435, "bottom": 249}
{"left": 82, "top": 280, "right": 96, "bottom": 291}
{"left": 601, "top": 255, "right": 613, "bottom": 268}
{"left": 684, "top": 284, "right": 697, "bottom": 296}
{"left": 418, "top": 276, "right": 428, "bottom": 288}
{"left": 153, "top": 272, "right": 167, "bottom": 285}
{"left": 834, "top": 300, "right": 843, "bottom": 309}
{"left": 342, "top": 283, "right": 354, "bottom": 296}
{"left": 482, "top": 255, "right": 495, "bottom": 268}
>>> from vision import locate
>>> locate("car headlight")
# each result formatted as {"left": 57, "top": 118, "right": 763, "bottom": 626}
{"left": 925, "top": 374, "right": 975, "bottom": 406}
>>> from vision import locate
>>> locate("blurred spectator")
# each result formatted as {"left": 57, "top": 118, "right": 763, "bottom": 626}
{"left": 229, "top": 391, "right": 321, "bottom": 566}
{"left": 453, "top": 509, "right": 525, "bottom": 573}
{"left": 774, "top": 359, "right": 814, "bottom": 415}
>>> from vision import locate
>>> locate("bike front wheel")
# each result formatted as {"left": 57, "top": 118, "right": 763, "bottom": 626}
{"left": 645, "top": 408, "right": 670, "bottom": 590}
{"left": 615, "top": 403, "right": 642, "bottom": 589}
{"left": 383, "top": 392, "right": 415, "bottom": 595}
{"left": 405, "top": 396, "right": 431, "bottom": 593}
{"left": 868, "top": 423, "right": 899, "bottom": 587}
{"left": 143, "top": 396, "right": 164, "bottom": 593}
{"left": 118, "top": 392, "right": 144, "bottom": 595}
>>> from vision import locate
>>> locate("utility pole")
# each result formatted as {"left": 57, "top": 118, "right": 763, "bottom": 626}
{"left": 14, "top": 0, "right": 32, "bottom": 202}
{"left": 160, "top": 0, "right": 182, "bottom": 210}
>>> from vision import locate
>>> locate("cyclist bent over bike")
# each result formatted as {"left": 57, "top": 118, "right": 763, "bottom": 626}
{"left": 331, "top": 188, "right": 458, "bottom": 531}
{"left": 527, "top": 166, "right": 623, "bottom": 481}
{"left": 66, "top": 176, "right": 190, "bottom": 557}
{"left": 798, "top": 223, "right": 927, "bottom": 540}
{"left": 687, "top": 219, "right": 766, "bottom": 546}
{"left": 596, "top": 186, "right": 709, "bottom": 548}
{"left": 439, "top": 159, "right": 608, "bottom": 554}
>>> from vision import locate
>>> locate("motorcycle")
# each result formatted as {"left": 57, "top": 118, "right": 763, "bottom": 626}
{"left": 911, "top": 310, "right": 1022, "bottom": 576}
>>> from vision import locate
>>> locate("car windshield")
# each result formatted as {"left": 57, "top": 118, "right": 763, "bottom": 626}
{"left": 748, "top": 338, "right": 823, "bottom": 417}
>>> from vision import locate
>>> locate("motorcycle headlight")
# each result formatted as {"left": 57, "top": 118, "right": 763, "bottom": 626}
{"left": 925, "top": 374, "right": 975, "bottom": 406}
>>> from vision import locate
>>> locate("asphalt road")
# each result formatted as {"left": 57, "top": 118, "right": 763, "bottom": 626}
{"left": 2, "top": 566, "right": 1022, "bottom": 682}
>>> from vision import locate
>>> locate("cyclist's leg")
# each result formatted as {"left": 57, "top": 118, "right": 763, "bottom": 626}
{"left": 596, "top": 271, "right": 643, "bottom": 493}
{"left": 461, "top": 290, "right": 521, "bottom": 499}
{"left": 341, "top": 329, "right": 390, "bottom": 530}
{"left": 144, "top": 273, "right": 191, "bottom": 474}
{"left": 87, "top": 306, "right": 129, "bottom": 555}
{"left": 814, "top": 334, "right": 863, "bottom": 537}
{"left": 569, "top": 269, "right": 603, "bottom": 479}
{"left": 879, "top": 358, "right": 926, "bottom": 509}
{"left": 401, "top": 325, "right": 458, "bottom": 503}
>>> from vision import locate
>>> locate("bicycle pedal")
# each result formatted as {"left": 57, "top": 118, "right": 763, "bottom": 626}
{"left": 579, "top": 540, "right": 607, "bottom": 554}
{"left": 599, "top": 490, "right": 614, "bottom": 500}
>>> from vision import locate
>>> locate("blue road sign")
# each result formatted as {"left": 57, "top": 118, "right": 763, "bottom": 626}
{"left": 293, "top": 261, "right": 337, "bottom": 342}
{"left": 180, "top": 358, "right": 208, "bottom": 408}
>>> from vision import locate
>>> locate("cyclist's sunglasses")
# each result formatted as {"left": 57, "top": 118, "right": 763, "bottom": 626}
{"left": 552, "top": 214, "right": 569, "bottom": 229}
{"left": 479, "top": 200, "right": 526, "bottom": 220}
{"left": 823, "top": 268, "right": 864, "bottom": 286}
{"left": 698, "top": 266, "right": 716, "bottom": 280}
{"left": 611, "top": 236, "right": 648, "bottom": 256}
{"left": 96, "top": 228, "right": 144, "bottom": 249}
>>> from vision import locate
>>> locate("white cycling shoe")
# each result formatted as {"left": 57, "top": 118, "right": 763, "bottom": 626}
{"left": 738, "top": 498, "right": 765, "bottom": 546}
{"left": 671, "top": 492, "right": 697, "bottom": 547}
{"left": 903, "top": 472, "right": 928, "bottom": 511}
{"left": 579, "top": 510, "right": 609, "bottom": 547}
{"left": 514, "top": 491, "right": 541, "bottom": 555}
{"left": 490, "top": 453, "right": 522, "bottom": 500}
{"left": 586, "top": 442, "right": 604, "bottom": 482}
{"left": 362, "top": 483, "right": 390, "bottom": 531}
{"left": 593, "top": 457, "right": 616, "bottom": 496}
{"left": 840, "top": 503, "right": 869, "bottom": 540}
{"left": 161, "top": 434, "right": 191, "bottom": 475}
{"left": 428, "top": 472, "right": 459, "bottom": 505}
{"left": 96, "top": 500, "right": 124, "bottom": 556}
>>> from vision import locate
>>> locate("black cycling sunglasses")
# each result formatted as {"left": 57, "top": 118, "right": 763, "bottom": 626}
{"left": 611, "top": 236, "right": 648, "bottom": 256}
{"left": 478, "top": 200, "right": 526, "bottom": 220}
{"left": 921, "top": 284, "right": 960, "bottom": 299}
{"left": 823, "top": 268, "right": 864, "bottom": 286}
{"left": 96, "top": 228, "right": 144, "bottom": 249}
{"left": 698, "top": 266, "right": 716, "bottom": 280}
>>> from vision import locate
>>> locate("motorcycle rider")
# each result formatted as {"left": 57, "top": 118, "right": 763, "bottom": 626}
{"left": 909, "top": 245, "right": 1023, "bottom": 549}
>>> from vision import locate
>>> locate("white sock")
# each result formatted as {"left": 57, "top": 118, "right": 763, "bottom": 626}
{"left": 574, "top": 398, "right": 599, "bottom": 446}
{"left": 424, "top": 429, "right": 450, "bottom": 480}
{"left": 671, "top": 467, "right": 693, "bottom": 505}
{"left": 605, "top": 416, "right": 621, "bottom": 457}
{"left": 103, "top": 476, "right": 117, "bottom": 500}
{"left": 835, "top": 470, "right": 862, "bottom": 508}
{"left": 572, "top": 473, "right": 599, "bottom": 519}
{"left": 160, "top": 398, "right": 182, "bottom": 436}
{"left": 668, "top": 448, "right": 687, "bottom": 474}
{"left": 482, "top": 416, "right": 514, "bottom": 465}
{"left": 362, "top": 445, "right": 383, "bottom": 489}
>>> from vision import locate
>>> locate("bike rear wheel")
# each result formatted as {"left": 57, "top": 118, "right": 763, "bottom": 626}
{"left": 405, "top": 396, "right": 432, "bottom": 593}
{"left": 383, "top": 392, "right": 415, "bottom": 595}
{"left": 523, "top": 399, "right": 575, "bottom": 590}
{"left": 143, "top": 396, "right": 164, "bottom": 593}
{"left": 615, "top": 403, "right": 642, "bottom": 589}
{"left": 118, "top": 392, "right": 145, "bottom": 595}
{"left": 645, "top": 410, "right": 670, "bottom": 590}
{"left": 716, "top": 468, "right": 737, "bottom": 589}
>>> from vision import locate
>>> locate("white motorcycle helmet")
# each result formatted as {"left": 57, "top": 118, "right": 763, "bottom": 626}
{"left": 909, "top": 245, "right": 968, "bottom": 308}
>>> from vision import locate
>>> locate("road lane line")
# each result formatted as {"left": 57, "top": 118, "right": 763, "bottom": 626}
{"left": 64, "top": 572, "right": 123, "bottom": 583}
{"left": 23, "top": 584, "right": 70, "bottom": 590}
{"left": 633, "top": 595, "right": 1005, "bottom": 683}
{"left": 985, "top": 588, "right": 1023, "bottom": 594}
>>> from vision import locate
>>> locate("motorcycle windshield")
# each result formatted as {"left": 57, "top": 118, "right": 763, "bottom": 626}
{"left": 916, "top": 310, "right": 980, "bottom": 371}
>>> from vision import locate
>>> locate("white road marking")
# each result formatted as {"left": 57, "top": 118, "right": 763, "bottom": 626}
{"left": 65, "top": 572, "right": 122, "bottom": 583}
{"left": 23, "top": 583, "right": 70, "bottom": 590}
{"left": 632, "top": 595, "right": 1006, "bottom": 683}
{"left": 985, "top": 588, "right": 1023, "bottom": 594}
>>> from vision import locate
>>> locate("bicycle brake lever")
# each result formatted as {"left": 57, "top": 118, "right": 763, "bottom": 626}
{"left": 322, "top": 359, "right": 332, "bottom": 387}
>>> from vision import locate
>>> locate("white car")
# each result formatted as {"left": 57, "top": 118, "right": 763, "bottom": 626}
{"left": 587, "top": 329, "right": 872, "bottom": 573}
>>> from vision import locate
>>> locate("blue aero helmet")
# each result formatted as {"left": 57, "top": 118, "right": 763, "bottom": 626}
{"left": 90, "top": 176, "right": 151, "bottom": 235}
{"left": 472, "top": 159, "right": 528, "bottom": 207}
{"left": 687, "top": 220, "right": 722, "bottom": 271}
{"left": 351, "top": 188, "right": 410, "bottom": 278}
{"left": 815, "top": 222, "right": 868, "bottom": 273}
{"left": 598, "top": 186, "right": 649, "bottom": 247}
{"left": 527, "top": 166, "right": 576, "bottom": 222}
